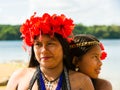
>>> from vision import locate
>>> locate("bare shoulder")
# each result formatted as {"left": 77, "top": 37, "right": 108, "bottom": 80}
{"left": 70, "top": 70, "right": 92, "bottom": 82}
{"left": 93, "top": 78, "right": 112, "bottom": 90}
{"left": 8, "top": 67, "right": 35, "bottom": 81}
{"left": 69, "top": 71, "right": 94, "bottom": 90}
{"left": 6, "top": 67, "right": 36, "bottom": 90}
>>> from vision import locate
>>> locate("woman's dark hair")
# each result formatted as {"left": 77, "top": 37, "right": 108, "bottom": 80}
{"left": 70, "top": 34, "right": 99, "bottom": 59}
{"left": 28, "top": 46, "right": 39, "bottom": 67}
{"left": 28, "top": 33, "right": 74, "bottom": 70}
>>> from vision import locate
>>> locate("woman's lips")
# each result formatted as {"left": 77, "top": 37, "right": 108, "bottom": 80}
{"left": 40, "top": 56, "right": 51, "bottom": 60}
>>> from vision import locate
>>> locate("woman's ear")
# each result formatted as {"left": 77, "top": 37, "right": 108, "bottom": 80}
{"left": 72, "top": 56, "right": 79, "bottom": 65}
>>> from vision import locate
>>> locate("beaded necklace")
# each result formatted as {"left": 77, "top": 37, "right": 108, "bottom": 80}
{"left": 39, "top": 70, "right": 63, "bottom": 90}
{"left": 28, "top": 66, "right": 71, "bottom": 90}
{"left": 42, "top": 72, "right": 60, "bottom": 90}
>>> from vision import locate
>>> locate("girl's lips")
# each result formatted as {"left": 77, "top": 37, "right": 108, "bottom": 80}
{"left": 96, "top": 70, "right": 100, "bottom": 74}
{"left": 95, "top": 68, "right": 101, "bottom": 74}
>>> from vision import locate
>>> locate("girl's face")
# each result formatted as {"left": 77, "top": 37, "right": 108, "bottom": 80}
{"left": 77, "top": 45, "right": 102, "bottom": 78}
{"left": 33, "top": 35, "right": 63, "bottom": 69}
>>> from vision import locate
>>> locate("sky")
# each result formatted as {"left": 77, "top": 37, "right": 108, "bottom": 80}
{"left": 0, "top": 0, "right": 120, "bottom": 26}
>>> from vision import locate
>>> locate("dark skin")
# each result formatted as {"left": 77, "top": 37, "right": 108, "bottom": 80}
{"left": 6, "top": 35, "right": 94, "bottom": 90}
{"left": 92, "top": 78, "right": 112, "bottom": 90}
{"left": 71, "top": 34, "right": 112, "bottom": 90}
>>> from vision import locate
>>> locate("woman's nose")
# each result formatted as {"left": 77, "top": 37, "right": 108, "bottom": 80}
{"left": 40, "top": 45, "right": 47, "bottom": 53}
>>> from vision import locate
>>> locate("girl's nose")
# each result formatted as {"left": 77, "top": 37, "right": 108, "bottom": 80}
{"left": 98, "top": 59, "right": 103, "bottom": 66}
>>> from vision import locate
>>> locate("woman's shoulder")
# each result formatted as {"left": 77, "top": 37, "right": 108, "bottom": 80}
{"left": 93, "top": 78, "right": 112, "bottom": 90}
{"left": 6, "top": 67, "right": 36, "bottom": 89}
{"left": 10, "top": 67, "right": 36, "bottom": 79}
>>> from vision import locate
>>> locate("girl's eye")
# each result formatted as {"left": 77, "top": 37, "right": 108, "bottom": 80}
{"left": 95, "top": 55, "right": 100, "bottom": 61}
{"left": 95, "top": 56, "right": 98, "bottom": 59}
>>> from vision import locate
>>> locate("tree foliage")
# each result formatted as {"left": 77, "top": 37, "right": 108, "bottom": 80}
{"left": 0, "top": 25, "right": 21, "bottom": 40}
{"left": 74, "top": 24, "right": 120, "bottom": 39}
{"left": 0, "top": 24, "right": 120, "bottom": 40}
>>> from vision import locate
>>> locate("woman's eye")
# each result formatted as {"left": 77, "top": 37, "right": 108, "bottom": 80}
{"left": 34, "top": 43, "right": 42, "bottom": 47}
{"left": 47, "top": 42, "right": 55, "bottom": 46}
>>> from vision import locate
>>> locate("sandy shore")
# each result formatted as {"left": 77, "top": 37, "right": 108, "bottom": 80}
{"left": 0, "top": 61, "right": 27, "bottom": 90}
{"left": 0, "top": 61, "right": 119, "bottom": 90}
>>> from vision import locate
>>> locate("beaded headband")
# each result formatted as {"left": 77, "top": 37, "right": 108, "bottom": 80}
{"left": 20, "top": 12, "right": 74, "bottom": 46}
{"left": 70, "top": 41, "right": 99, "bottom": 48}
{"left": 70, "top": 41, "right": 107, "bottom": 60}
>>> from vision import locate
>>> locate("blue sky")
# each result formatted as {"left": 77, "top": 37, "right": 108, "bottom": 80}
{"left": 0, "top": 0, "right": 120, "bottom": 26}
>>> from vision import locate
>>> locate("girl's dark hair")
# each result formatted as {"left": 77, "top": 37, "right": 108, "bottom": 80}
{"left": 70, "top": 34, "right": 99, "bottom": 59}
{"left": 28, "top": 33, "right": 74, "bottom": 70}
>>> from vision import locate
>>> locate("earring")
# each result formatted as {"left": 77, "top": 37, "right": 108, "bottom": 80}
{"left": 75, "top": 67, "right": 79, "bottom": 71}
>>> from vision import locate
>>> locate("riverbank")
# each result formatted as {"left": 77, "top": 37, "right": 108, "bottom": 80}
{"left": 0, "top": 61, "right": 120, "bottom": 90}
{"left": 0, "top": 61, "right": 27, "bottom": 90}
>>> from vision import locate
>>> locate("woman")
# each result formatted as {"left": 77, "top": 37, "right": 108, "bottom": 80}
{"left": 6, "top": 13, "right": 94, "bottom": 90}
{"left": 70, "top": 34, "right": 112, "bottom": 90}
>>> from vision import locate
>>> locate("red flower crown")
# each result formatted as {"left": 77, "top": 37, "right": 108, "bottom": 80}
{"left": 20, "top": 12, "right": 75, "bottom": 46}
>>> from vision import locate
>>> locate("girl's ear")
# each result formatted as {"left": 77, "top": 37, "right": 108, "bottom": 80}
{"left": 72, "top": 56, "right": 79, "bottom": 65}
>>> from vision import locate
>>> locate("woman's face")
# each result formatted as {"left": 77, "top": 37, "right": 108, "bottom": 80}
{"left": 33, "top": 35, "right": 63, "bottom": 69}
{"left": 77, "top": 45, "right": 102, "bottom": 78}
